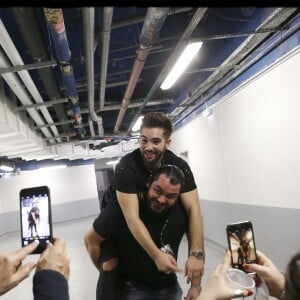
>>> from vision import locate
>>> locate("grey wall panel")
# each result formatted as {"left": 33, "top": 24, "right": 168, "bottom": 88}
{"left": 201, "top": 199, "right": 300, "bottom": 271}
{"left": 0, "top": 197, "right": 99, "bottom": 236}
{"left": 52, "top": 197, "right": 100, "bottom": 223}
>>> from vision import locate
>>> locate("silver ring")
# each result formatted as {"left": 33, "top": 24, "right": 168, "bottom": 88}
{"left": 233, "top": 289, "right": 243, "bottom": 298}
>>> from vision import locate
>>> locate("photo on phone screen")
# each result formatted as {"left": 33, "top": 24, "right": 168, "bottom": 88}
{"left": 226, "top": 221, "right": 257, "bottom": 271}
{"left": 20, "top": 186, "right": 53, "bottom": 254}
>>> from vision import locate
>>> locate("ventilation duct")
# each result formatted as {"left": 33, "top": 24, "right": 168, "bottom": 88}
{"left": 82, "top": 7, "right": 104, "bottom": 137}
{"left": 113, "top": 7, "right": 170, "bottom": 133}
{"left": 44, "top": 8, "right": 84, "bottom": 136}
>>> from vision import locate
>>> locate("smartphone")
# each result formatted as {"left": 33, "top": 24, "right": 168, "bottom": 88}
{"left": 226, "top": 221, "right": 257, "bottom": 271}
{"left": 20, "top": 186, "right": 53, "bottom": 254}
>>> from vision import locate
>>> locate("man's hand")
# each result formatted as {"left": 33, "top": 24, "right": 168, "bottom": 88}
{"left": 184, "top": 286, "right": 201, "bottom": 300}
{"left": 36, "top": 237, "right": 70, "bottom": 280}
{"left": 185, "top": 255, "right": 204, "bottom": 283}
{"left": 153, "top": 251, "right": 181, "bottom": 273}
{"left": 0, "top": 241, "right": 38, "bottom": 295}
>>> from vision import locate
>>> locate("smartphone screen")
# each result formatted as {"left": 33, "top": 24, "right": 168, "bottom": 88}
{"left": 226, "top": 221, "right": 257, "bottom": 271}
{"left": 20, "top": 186, "right": 53, "bottom": 254}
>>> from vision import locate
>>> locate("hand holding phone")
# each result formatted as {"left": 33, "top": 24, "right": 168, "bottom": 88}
{"left": 226, "top": 221, "right": 257, "bottom": 272}
{"left": 19, "top": 186, "right": 53, "bottom": 254}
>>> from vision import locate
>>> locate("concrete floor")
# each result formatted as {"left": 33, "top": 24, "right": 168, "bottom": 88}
{"left": 0, "top": 216, "right": 239, "bottom": 300}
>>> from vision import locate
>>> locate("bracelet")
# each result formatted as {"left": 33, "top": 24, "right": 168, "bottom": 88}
{"left": 191, "top": 285, "right": 202, "bottom": 291}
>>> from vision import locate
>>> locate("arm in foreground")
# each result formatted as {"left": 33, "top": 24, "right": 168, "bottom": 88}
{"left": 244, "top": 250, "right": 285, "bottom": 299}
{"left": 33, "top": 237, "right": 70, "bottom": 300}
{"left": 197, "top": 250, "right": 252, "bottom": 300}
{"left": 0, "top": 241, "right": 38, "bottom": 296}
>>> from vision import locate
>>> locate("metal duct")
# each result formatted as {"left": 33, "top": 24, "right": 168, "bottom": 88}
{"left": 127, "top": 7, "right": 208, "bottom": 133}
{"left": 0, "top": 49, "right": 55, "bottom": 142}
{"left": 11, "top": 7, "right": 70, "bottom": 133}
{"left": 113, "top": 7, "right": 170, "bottom": 133}
{"left": 44, "top": 8, "right": 83, "bottom": 131}
{"left": 82, "top": 7, "right": 104, "bottom": 137}
{"left": 99, "top": 7, "right": 113, "bottom": 111}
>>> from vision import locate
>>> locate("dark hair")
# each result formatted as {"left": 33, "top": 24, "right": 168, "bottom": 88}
{"left": 141, "top": 112, "right": 173, "bottom": 139}
{"left": 285, "top": 252, "right": 300, "bottom": 300}
{"left": 150, "top": 165, "right": 185, "bottom": 189}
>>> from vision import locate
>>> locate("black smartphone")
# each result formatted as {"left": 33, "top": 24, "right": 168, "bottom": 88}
{"left": 226, "top": 221, "right": 257, "bottom": 271}
{"left": 20, "top": 186, "right": 53, "bottom": 254}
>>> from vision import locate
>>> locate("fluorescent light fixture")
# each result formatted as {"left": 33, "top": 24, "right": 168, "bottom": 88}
{"left": 106, "top": 159, "right": 120, "bottom": 166}
{"left": 132, "top": 115, "right": 144, "bottom": 132}
{"left": 203, "top": 101, "right": 213, "bottom": 117}
{"left": 39, "top": 164, "right": 67, "bottom": 170}
{"left": 203, "top": 108, "right": 213, "bottom": 117}
{"left": 0, "top": 164, "right": 14, "bottom": 172}
{"left": 160, "top": 41, "right": 203, "bottom": 90}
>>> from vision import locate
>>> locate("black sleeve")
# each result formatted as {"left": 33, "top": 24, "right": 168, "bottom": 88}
{"left": 93, "top": 202, "right": 125, "bottom": 240}
{"left": 33, "top": 270, "right": 69, "bottom": 300}
{"left": 114, "top": 158, "right": 139, "bottom": 193}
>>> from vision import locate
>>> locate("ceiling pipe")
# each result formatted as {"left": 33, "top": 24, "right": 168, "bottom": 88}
{"left": 127, "top": 7, "right": 208, "bottom": 133}
{"left": 113, "top": 7, "right": 170, "bottom": 134}
{"left": 11, "top": 7, "right": 71, "bottom": 133}
{"left": 82, "top": 7, "right": 104, "bottom": 137}
{"left": 44, "top": 8, "right": 84, "bottom": 136}
{"left": 99, "top": 7, "right": 114, "bottom": 111}
{"left": 0, "top": 19, "right": 59, "bottom": 142}
{"left": 0, "top": 49, "right": 56, "bottom": 142}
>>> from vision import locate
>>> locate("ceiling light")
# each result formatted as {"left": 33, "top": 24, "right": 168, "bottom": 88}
{"left": 203, "top": 102, "right": 213, "bottom": 117}
{"left": 132, "top": 115, "right": 144, "bottom": 132}
{"left": 160, "top": 41, "right": 203, "bottom": 90}
{"left": 106, "top": 159, "right": 120, "bottom": 166}
{"left": 0, "top": 164, "right": 14, "bottom": 172}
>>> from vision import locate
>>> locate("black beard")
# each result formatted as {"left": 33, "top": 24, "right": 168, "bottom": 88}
{"left": 139, "top": 193, "right": 171, "bottom": 221}
{"left": 141, "top": 149, "right": 164, "bottom": 169}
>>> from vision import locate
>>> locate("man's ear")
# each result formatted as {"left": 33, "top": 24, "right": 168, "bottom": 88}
{"left": 166, "top": 138, "right": 171, "bottom": 148}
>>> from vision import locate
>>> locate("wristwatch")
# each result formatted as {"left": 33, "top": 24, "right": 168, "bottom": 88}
{"left": 189, "top": 250, "right": 205, "bottom": 260}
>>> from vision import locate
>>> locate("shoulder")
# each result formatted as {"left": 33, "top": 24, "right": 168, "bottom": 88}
{"left": 164, "top": 150, "right": 191, "bottom": 169}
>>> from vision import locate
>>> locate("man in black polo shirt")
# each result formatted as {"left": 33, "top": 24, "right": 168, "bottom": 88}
{"left": 85, "top": 112, "right": 204, "bottom": 299}
{"left": 85, "top": 165, "right": 201, "bottom": 300}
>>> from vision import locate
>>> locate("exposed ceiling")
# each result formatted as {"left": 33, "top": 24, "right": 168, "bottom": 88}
{"left": 0, "top": 6, "right": 299, "bottom": 169}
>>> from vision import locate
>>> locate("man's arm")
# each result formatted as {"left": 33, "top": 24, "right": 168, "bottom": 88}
{"left": 84, "top": 227, "right": 105, "bottom": 270}
{"left": 117, "top": 191, "right": 179, "bottom": 273}
{"left": 180, "top": 189, "right": 205, "bottom": 280}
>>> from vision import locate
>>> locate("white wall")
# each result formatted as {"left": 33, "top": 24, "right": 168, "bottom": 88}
{"left": 0, "top": 164, "right": 98, "bottom": 213}
{"left": 171, "top": 49, "right": 300, "bottom": 209}
{"left": 170, "top": 49, "right": 300, "bottom": 270}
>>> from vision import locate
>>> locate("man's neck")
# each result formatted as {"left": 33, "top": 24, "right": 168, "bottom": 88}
{"left": 144, "top": 156, "right": 164, "bottom": 170}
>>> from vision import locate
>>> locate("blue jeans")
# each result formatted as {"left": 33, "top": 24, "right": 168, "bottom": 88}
{"left": 123, "top": 280, "right": 182, "bottom": 300}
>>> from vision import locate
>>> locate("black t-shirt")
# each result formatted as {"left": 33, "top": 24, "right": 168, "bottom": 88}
{"left": 102, "top": 148, "right": 197, "bottom": 207}
{"left": 93, "top": 197, "right": 188, "bottom": 289}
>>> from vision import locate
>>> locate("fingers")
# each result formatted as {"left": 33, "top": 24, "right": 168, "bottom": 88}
{"left": 232, "top": 289, "right": 253, "bottom": 298}
{"left": 10, "top": 240, "right": 39, "bottom": 264}
{"left": 8, "top": 262, "right": 36, "bottom": 290}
